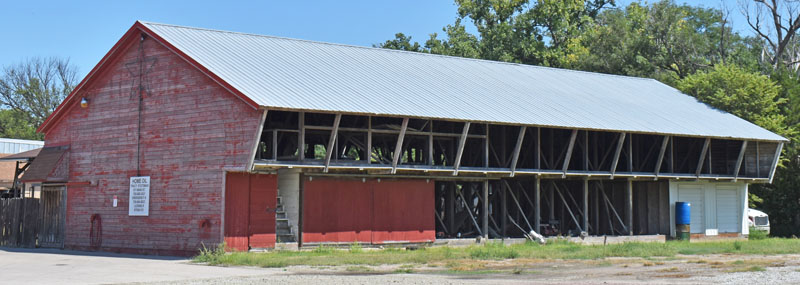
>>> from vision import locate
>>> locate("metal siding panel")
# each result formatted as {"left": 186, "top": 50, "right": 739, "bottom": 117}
{"left": 715, "top": 186, "right": 740, "bottom": 233}
{"left": 677, "top": 184, "right": 705, "bottom": 234}
{"left": 142, "top": 22, "right": 785, "bottom": 142}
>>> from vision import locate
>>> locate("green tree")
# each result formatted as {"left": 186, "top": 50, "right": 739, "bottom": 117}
{"left": 0, "top": 57, "right": 78, "bottom": 129}
{"left": 0, "top": 109, "right": 40, "bottom": 140}
{"left": 573, "top": 1, "right": 758, "bottom": 84}
{"left": 677, "top": 64, "right": 792, "bottom": 138}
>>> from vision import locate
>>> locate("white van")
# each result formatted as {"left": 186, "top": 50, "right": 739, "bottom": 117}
{"left": 747, "top": 208, "right": 770, "bottom": 234}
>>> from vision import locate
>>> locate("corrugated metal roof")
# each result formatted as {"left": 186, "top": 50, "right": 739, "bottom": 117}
{"left": 142, "top": 21, "right": 785, "bottom": 142}
{"left": 0, "top": 138, "right": 44, "bottom": 155}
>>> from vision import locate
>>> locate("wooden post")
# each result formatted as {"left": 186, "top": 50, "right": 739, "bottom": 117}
{"left": 626, "top": 179, "right": 633, "bottom": 236}
{"left": 367, "top": 116, "right": 372, "bottom": 164}
{"left": 298, "top": 111, "right": 305, "bottom": 161}
{"left": 610, "top": 133, "right": 626, "bottom": 179}
{"left": 510, "top": 126, "right": 526, "bottom": 177}
{"left": 323, "top": 114, "right": 342, "bottom": 172}
{"left": 583, "top": 178, "right": 589, "bottom": 234}
{"left": 453, "top": 122, "right": 471, "bottom": 175}
{"left": 534, "top": 176, "right": 541, "bottom": 234}
{"left": 733, "top": 141, "right": 748, "bottom": 181}
{"left": 769, "top": 142, "right": 784, "bottom": 183}
{"left": 654, "top": 135, "right": 669, "bottom": 178}
{"left": 247, "top": 109, "right": 268, "bottom": 171}
{"left": 562, "top": 130, "right": 578, "bottom": 178}
{"left": 391, "top": 118, "right": 409, "bottom": 174}
{"left": 696, "top": 138, "right": 711, "bottom": 177}
{"left": 483, "top": 180, "right": 489, "bottom": 240}
{"left": 501, "top": 181, "right": 508, "bottom": 237}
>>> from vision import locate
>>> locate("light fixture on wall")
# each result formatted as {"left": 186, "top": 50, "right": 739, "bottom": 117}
{"left": 80, "top": 98, "right": 89, "bottom": 108}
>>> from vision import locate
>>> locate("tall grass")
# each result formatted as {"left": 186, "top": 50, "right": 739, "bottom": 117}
{"left": 193, "top": 238, "right": 800, "bottom": 268}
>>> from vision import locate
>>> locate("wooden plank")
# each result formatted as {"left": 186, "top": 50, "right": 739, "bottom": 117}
{"left": 247, "top": 109, "right": 268, "bottom": 171}
{"left": 733, "top": 141, "right": 748, "bottom": 180}
{"left": 452, "top": 122, "right": 471, "bottom": 176}
{"left": 482, "top": 180, "right": 489, "bottom": 239}
{"left": 323, "top": 114, "right": 342, "bottom": 172}
{"left": 534, "top": 176, "right": 541, "bottom": 234}
{"left": 391, "top": 118, "right": 409, "bottom": 174}
{"left": 696, "top": 138, "right": 711, "bottom": 177}
{"left": 510, "top": 126, "right": 527, "bottom": 177}
{"left": 626, "top": 180, "right": 633, "bottom": 236}
{"left": 769, "top": 142, "right": 784, "bottom": 183}
{"left": 562, "top": 130, "right": 578, "bottom": 178}
{"left": 610, "top": 133, "right": 626, "bottom": 178}
{"left": 654, "top": 136, "right": 669, "bottom": 177}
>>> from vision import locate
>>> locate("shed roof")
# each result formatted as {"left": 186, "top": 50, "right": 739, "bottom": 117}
{"left": 41, "top": 21, "right": 788, "bottom": 142}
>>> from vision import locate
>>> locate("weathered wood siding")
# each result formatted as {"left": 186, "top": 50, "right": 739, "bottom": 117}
{"left": 43, "top": 32, "right": 261, "bottom": 255}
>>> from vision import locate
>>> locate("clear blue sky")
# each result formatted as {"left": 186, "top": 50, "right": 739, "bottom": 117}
{"left": 0, "top": 0, "right": 753, "bottom": 78}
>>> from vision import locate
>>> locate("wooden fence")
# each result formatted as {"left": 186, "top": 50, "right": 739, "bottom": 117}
{"left": 0, "top": 198, "right": 40, "bottom": 248}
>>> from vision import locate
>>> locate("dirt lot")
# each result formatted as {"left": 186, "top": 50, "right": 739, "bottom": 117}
{"left": 4, "top": 247, "right": 800, "bottom": 284}
{"left": 158, "top": 253, "right": 800, "bottom": 284}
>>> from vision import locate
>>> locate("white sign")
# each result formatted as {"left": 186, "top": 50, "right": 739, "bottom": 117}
{"left": 129, "top": 176, "right": 150, "bottom": 216}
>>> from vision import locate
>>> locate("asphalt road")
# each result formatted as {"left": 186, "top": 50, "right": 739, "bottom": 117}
{"left": 0, "top": 247, "right": 271, "bottom": 284}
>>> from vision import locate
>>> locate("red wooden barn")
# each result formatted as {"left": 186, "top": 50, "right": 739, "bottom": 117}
{"left": 23, "top": 21, "right": 784, "bottom": 255}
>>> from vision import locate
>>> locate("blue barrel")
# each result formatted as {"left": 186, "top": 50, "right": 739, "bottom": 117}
{"left": 676, "top": 202, "right": 691, "bottom": 225}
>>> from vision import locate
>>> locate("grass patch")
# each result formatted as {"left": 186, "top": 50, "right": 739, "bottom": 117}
{"left": 727, "top": 266, "right": 766, "bottom": 273}
{"left": 193, "top": 238, "right": 800, "bottom": 268}
{"left": 749, "top": 227, "right": 769, "bottom": 240}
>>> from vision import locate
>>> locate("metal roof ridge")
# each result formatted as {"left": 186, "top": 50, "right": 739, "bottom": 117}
{"left": 139, "top": 21, "right": 657, "bottom": 83}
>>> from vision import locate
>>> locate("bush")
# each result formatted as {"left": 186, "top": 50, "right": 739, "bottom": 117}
{"left": 195, "top": 242, "right": 227, "bottom": 264}
{"left": 749, "top": 227, "right": 769, "bottom": 240}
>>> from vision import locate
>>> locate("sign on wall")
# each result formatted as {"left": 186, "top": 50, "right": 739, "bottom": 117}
{"left": 129, "top": 176, "right": 150, "bottom": 216}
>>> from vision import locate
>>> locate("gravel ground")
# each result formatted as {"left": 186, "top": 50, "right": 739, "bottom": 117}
{"left": 690, "top": 265, "right": 800, "bottom": 284}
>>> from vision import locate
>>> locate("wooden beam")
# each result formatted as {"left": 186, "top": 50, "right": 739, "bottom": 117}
{"left": 298, "top": 112, "right": 305, "bottom": 161}
{"left": 654, "top": 136, "right": 669, "bottom": 178}
{"left": 627, "top": 134, "right": 634, "bottom": 172}
{"left": 610, "top": 133, "right": 626, "bottom": 179}
{"left": 583, "top": 178, "right": 589, "bottom": 233}
{"left": 509, "top": 126, "right": 527, "bottom": 177}
{"left": 536, "top": 127, "right": 541, "bottom": 169}
{"left": 247, "top": 109, "right": 268, "bottom": 171}
{"left": 484, "top": 124, "right": 489, "bottom": 168}
{"left": 483, "top": 180, "right": 489, "bottom": 239}
{"left": 367, "top": 116, "right": 372, "bottom": 164}
{"left": 453, "top": 122, "right": 471, "bottom": 176}
{"left": 428, "top": 120, "right": 434, "bottom": 165}
{"left": 733, "top": 141, "right": 748, "bottom": 181}
{"left": 391, "top": 118, "right": 410, "bottom": 174}
{"left": 696, "top": 138, "right": 711, "bottom": 177}
{"left": 561, "top": 130, "right": 578, "bottom": 178}
{"left": 626, "top": 179, "right": 633, "bottom": 235}
{"left": 769, "top": 142, "right": 784, "bottom": 183}
{"left": 534, "top": 176, "right": 541, "bottom": 234}
{"left": 323, "top": 114, "right": 342, "bottom": 172}
{"left": 455, "top": 184, "right": 482, "bottom": 237}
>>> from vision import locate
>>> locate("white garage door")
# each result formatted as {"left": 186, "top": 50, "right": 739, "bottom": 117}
{"left": 677, "top": 185, "right": 704, "bottom": 234}
{"left": 716, "top": 186, "right": 740, "bottom": 233}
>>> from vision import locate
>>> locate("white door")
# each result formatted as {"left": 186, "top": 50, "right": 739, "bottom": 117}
{"left": 677, "top": 185, "right": 704, "bottom": 234}
{"left": 716, "top": 186, "right": 740, "bottom": 233}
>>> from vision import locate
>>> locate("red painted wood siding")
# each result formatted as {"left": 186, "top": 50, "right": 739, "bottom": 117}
{"left": 224, "top": 172, "right": 249, "bottom": 251}
{"left": 372, "top": 179, "right": 435, "bottom": 243}
{"left": 302, "top": 178, "right": 434, "bottom": 244}
{"left": 302, "top": 179, "right": 372, "bottom": 243}
{"left": 224, "top": 172, "right": 277, "bottom": 251}
{"left": 248, "top": 173, "right": 277, "bottom": 248}
{"left": 44, "top": 32, "right": 262, "bottom": 255}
